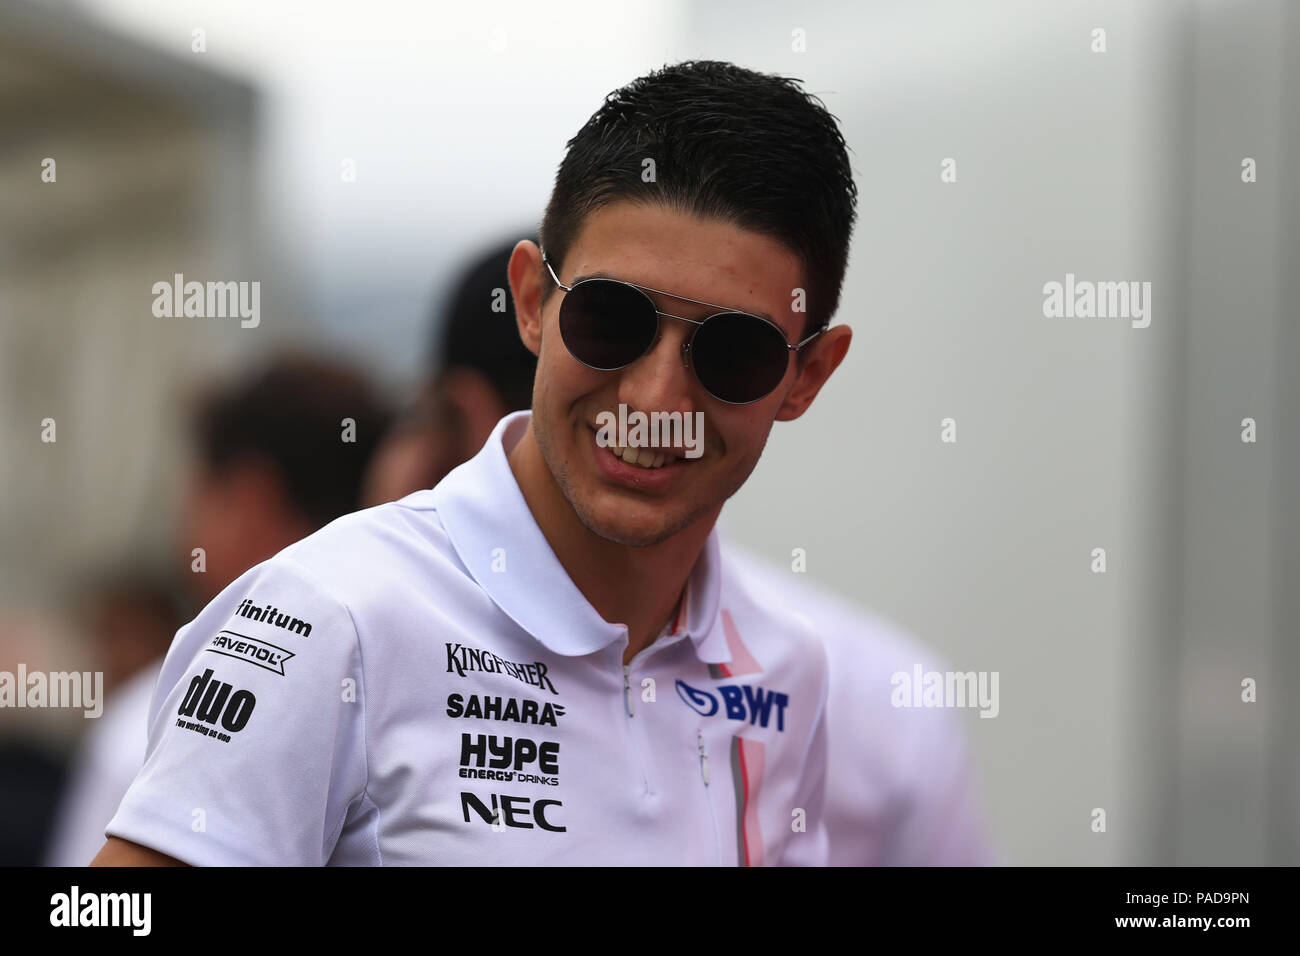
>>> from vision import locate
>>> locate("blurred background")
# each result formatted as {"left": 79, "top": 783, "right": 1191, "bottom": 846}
{"left": 0, "top": 0, "right": 1296, "bottom": 866}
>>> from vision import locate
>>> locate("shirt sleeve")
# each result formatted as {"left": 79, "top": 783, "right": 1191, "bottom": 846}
{"left": 104, "top": 556, "right": 367, "bottom": 866}
{"left": 778, "top": 639, "right": 831, "bottom": 866}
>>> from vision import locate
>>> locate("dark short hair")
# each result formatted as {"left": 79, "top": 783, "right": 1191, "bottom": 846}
{"left": 193, "top": 355, "right": 393, "bottom": 528}
{"left": 71, "top": 569, "right": 190, "bottom": 649}
{"left": 435, "top": 237, "right": 538, "bottom": 412}
{"left": 539, "top": 60, "right": 858, "bottom": 340}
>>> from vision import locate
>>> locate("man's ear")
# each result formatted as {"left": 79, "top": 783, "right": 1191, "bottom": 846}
{"left": 774, "top": 325, "right": 852, "bottom": 422}
{"left": 508, "top": 240, "right": 545, "bottom": 358}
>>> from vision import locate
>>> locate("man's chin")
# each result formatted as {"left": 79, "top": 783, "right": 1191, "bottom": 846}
{"left": 566, "top": 492, "right": 690, "bottom": 548}
{"left": 574, "top": 508, "right": 677, "bottom": 548}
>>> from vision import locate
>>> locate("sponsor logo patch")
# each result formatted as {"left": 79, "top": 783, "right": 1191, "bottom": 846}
{"left": 457, "top": 733, "right": 560, "bottom": 785}
{"left": 175, "top": 668, "right": 256, "bottom": 743}
{"left": 675, "top": 679, "right": 790, "bottom": 731}
{"left": 445, "top": 643, "right": 558, "bottom": 695}
{"left": 445, "top": 693, "right": 565, "bottom": 726}
{"left": 205, "top": 630, "right": 295, "bottom": 676}
{"left": 460, "top": 792, "right": 565, "bottom": 832}
{"left": 234, "top": 598, "right": 313, "bottom": 637}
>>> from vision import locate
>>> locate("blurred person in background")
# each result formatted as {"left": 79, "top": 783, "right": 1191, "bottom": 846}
{"left": 43, "top": 572, "right": 186, "bottom": 867}
{"left": 362, "top": 237, "right": 538, "bottom": 507}
{"left": 364, "top": 238, "right": 999, "bottom": 866}
{"left": 44, "top": 354, "right": 393, "bottom": 866}
{"left": 0, "top": 611, "right": 81, "bottom": 866}
{"left": 181, "top": 355, "right": 395, "bottom": 605}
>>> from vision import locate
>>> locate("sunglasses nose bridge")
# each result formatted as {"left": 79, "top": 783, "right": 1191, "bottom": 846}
{"left": 615, "top": 316, "right": 698, "bottom": 413}
{"left": 649, "top": 309, "right": 700, "bottom": 369}
{"left": 645, "top": 327, "right": 692, "bottom": 368}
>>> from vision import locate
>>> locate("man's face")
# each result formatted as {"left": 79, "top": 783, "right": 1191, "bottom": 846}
{"left": 517, "top": 201, "right": 823, "bottom": 548}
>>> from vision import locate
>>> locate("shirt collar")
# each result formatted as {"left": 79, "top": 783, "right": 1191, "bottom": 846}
{"left": 430, "top": 410, "right": 730, "bottom": 664}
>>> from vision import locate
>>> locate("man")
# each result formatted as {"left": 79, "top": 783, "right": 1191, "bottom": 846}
{"left": 48, "top": 356, "right": 390, "bottom": 866}
{"left": 93, "top": 60, "right": 856, "bottom": 866}
{"left": 366, "top": 241, "right": 999, "bottom": 865}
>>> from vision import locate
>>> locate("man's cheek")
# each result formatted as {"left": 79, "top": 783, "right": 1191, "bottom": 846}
{"left": 718, "top": 449, "right": 762, "bottom": 501}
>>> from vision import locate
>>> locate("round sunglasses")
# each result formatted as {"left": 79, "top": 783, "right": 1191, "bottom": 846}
{"left": 541, "top": 248, "right": 826, "bottom": 405}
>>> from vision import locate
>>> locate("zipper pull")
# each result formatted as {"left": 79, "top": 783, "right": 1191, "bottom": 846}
{"left": 623, "top": 664, "right": 634, "bottom": 717}
{"left": 697, "top": 731, "right": 710, "bottom": 786}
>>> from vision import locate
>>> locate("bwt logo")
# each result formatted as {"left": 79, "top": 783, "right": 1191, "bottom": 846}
{"left": 675, "top": 680, "right": 789, "bottom": 731}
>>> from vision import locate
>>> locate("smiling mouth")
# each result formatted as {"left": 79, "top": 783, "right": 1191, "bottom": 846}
{"left": 588, "top": 424, "right": 694, "bottom": 470}
{"left": 603, "top": 442, "right": 675, "bottom": 469}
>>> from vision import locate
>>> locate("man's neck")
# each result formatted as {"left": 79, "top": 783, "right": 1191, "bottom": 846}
{"left": 507, "top": 424, "right": 716, "bottom": 666}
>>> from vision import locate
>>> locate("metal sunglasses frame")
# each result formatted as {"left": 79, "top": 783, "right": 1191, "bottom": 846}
{"left": 540, "top": 247, "right": 827, "bottom": 405}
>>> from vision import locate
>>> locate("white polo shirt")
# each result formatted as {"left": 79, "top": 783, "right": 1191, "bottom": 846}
{"left": 106, "top": 411, "right": 830, "bottom": 866}
{"left": 718, "top": 546, "right": 1000, "bottom": 866}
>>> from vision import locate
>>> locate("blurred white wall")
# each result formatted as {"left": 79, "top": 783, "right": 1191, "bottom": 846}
{"left": 1172, "top": 0, "right": 1291, "bottom": 866}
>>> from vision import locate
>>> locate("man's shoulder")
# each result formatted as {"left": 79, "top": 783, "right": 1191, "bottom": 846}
{"left": 273, "top": 492, "right": 467, "bottom": 597}
{"left": 716, "top": 547, "right": 829, "bottom": 697}
{"left": 208, "top": 493, "right": 478, "bottom": 647}
{"left": 719, "top": 541, "right": 933, "bottom": 677}
{"left": 717, "top": 541, "right": 966, "bottom": 736}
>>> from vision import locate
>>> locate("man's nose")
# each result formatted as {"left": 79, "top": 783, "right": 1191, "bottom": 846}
{"left": 616, "top": 316, "right": 698, "bottom": 415}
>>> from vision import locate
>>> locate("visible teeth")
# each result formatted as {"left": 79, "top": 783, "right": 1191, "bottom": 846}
{"left": 603, "top": 441, "right": 674, "bottom": 469}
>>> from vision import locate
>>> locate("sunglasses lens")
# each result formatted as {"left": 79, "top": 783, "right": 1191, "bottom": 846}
{"left": 559, "top": 280, "right": 658, "bottom": 370}
{"left": 691, "top": 312, "right": 791, "bottom": 404}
